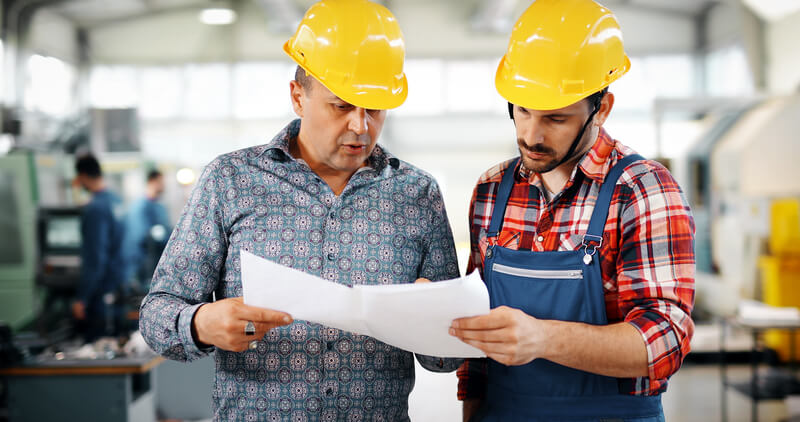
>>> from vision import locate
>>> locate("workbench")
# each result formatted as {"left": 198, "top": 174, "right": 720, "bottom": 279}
{"left": 0, "top": 354, "right": 163, "bottom": 422}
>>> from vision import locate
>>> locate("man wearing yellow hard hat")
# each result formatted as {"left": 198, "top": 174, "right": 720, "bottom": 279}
{"left": 449, "top": 0, "right": 696, "bottom": 420}
{"left": 140, "top": 0, "right": 461, "bottom": 419}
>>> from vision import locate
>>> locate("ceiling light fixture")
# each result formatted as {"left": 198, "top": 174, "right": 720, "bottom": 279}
{"left": 199, "top": 4, "right": 237, "bottom": 25}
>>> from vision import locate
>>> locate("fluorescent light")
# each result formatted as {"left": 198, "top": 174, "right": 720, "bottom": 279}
{"left": 199, "top": 8, "right": 237, "bottom": 25}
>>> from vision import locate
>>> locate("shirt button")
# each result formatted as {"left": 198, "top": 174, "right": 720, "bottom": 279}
{"left": 327, "top": 253, "right": 335, "bottom": 261}
{"left": 537, "top": 235, "right": 544, "bottom": 242}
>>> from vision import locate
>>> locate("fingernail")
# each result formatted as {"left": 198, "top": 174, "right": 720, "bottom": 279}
{"left": 451, "top": 321, "right": 459, "bottom": 328}
{"left": 448, "top": 328, "right": 455, "bottom": 336}
{"left": 283, "top": 316, "right": 291, "bottom": 323}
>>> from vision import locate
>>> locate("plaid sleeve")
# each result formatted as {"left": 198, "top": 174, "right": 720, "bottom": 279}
{"left": 618, "top": 164, "right": 696, "bottom": 381}
{"left": 458, "top": 185, "right": 489, "bottom": 400}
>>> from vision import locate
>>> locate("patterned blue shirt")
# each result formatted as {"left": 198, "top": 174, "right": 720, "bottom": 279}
{"left": 140, "top": 119, "right": 462, "bottom": 421}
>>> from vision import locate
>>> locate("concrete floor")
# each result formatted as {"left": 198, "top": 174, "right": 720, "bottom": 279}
{"left": 409, "top": 361, "right": 795, "bottom": 422}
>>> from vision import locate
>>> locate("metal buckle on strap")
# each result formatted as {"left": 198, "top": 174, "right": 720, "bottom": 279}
{"left": 582, "top": 234, "right": 603, "bottom": 248}
{"left": 581, "top": 235, "right": 602, "bottom": 265}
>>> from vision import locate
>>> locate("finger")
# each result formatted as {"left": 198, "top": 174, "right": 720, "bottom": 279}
{"left": 414, "top": 278, "right": 431, "bottom": 284}
{"left": 451, "top": 315, "right": 509, "bottom": 331}
{"left": 449, "top": 327, "right": 507, "bottom": 343}
{"left": 458, "top": 337, "right": 514, "bottom": 357}
{"left": 238, "top": 304, "right": 293, "bottom": 325}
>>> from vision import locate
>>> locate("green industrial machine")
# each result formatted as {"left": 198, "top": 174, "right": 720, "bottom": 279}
{"left": 0, "top": 152, "right": 39, "bottom": 328}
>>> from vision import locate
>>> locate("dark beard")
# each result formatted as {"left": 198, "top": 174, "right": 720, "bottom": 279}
{"left": 517, "top": 141, "right": 561, "bottom": 174}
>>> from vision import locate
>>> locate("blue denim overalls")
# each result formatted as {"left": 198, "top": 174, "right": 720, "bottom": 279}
{"left": 478, "top": 154, "right": 663, "bottom": 421}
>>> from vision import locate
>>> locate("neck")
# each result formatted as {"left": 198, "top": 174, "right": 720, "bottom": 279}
{"left": 290, "top": 135, "right": 357, "bottom": 196}
{"left": 539, "top": 128, "right": 598, "bottom": 193}
{"left": 540, "top": 157, "right": 578, "bottom": 195}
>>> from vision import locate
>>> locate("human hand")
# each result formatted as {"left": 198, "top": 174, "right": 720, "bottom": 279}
{"left": 450, "top": 306, "right": 543, "bottom": 366}
{"left": 71, "top": 301, "right": 86, "bottom": 320}
{"left": 192, "top": 297, "right": 293, "bottom": 352}
{"left": 414, "top": 278, "right": 431, "bottom": 284}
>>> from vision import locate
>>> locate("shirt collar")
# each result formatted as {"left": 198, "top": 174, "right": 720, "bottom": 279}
{"left": 259, "top": 119, "right": 399, "bottom": 173}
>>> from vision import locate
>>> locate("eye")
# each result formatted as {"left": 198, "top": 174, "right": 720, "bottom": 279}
{"left": 334, "top": 103, "right": 353, "bottom": 111}
{"left": 548, "top": 116, "right": 567, "bottom": 123}
{"left": 516, "top": 106, "right": 530, "bottom": 115}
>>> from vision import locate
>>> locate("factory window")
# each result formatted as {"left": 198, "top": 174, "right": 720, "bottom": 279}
{"left": 182, "top": 64, "right": 231, "bottom": 119}
{"left": 613, "top": 54, "right": 696, "bottom": 113}
{"left": 394, "top": 59, "right": 445, "bottom": 116}
{"left": 89, "top": 65, "right": 138, "bottom": 108}
{"left": 233, "top": 62, "right": 294, "bottom": 119}
{"left": 444, "top": 60, "right": 505, "bottom": 114}
{"left": 706, "top": 45, "right": 754, "bottom": 96}
{"left": 139, "top": 67, "right": 183, "bottom": 119}
{"left": 25, "top": 54, "right": 76, "bottom": 116}
{"left": 0, "top": 40, "right": 4, "bottom": 101}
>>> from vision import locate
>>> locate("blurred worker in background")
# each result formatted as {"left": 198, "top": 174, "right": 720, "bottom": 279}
{"left": 122, "top": 169, "right": 171, "bottom": 293}
{"left": 73, "top": 153, "right": 125, "bottom": 341}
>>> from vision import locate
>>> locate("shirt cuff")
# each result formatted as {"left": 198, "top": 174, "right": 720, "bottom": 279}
{"left": 626, "top": 316, "right": 681, "bottom": 381}
{"left": 178, "top": 302, "right": 215, "bottom": 359}
{"left": 415, "top": 354, "right": 463, "bottom": 373}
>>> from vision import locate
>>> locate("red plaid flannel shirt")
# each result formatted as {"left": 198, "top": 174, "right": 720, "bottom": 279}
{"left": 457, "top": 129, "right": 695, "bottom": 398}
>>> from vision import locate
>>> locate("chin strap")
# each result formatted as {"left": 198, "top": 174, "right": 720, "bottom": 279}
{"left": 507, "top": 93, "right": 604, "bottom": 168}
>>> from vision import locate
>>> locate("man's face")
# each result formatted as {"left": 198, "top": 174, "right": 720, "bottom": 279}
{"left": 290, "top": 77, "right": 386, "bottom": 176}
{"left": 72, "top": 174, "right": 90, "bottom": 191}
{"left": 512, "top": 95, "right": 609, "bottom": 174}
{"left": 149, "top": 176, "right": 165, "bottom": 198}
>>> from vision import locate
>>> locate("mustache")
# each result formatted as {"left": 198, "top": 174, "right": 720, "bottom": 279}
{"left": 340, "top": 131, "right": 371, "bottom": 146}
{"left": 518, "top": 139, "right": 554, "bottom": 155}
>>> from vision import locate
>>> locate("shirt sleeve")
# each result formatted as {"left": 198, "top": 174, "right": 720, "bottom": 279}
{"left": 78, "top": 203, "right": 111, "bottom": 304}
{"left": 415, "top": 178, "right": 464, "bottom": 373}
{"left": 618, "top": 165, "right": 695, "bottom": 381}
{"left": 139, "top": 158, "right": 226, "bottom": 361}
{"left": 458, "top": 185, "right": 489, "bottom": 400}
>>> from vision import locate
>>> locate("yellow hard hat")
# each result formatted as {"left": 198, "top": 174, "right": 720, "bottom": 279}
{"left": 495, "top": 0, "right": 631, "bottom": 111}
{"left": 284, "top": 0, "right": 407, "bottom": 110}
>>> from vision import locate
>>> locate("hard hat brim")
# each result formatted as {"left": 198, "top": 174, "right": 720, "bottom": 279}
{"left": 495, "top": 54, "right": 631, "bottom": 111}
{"left": 283, "top": 41, "right": 408, "bottom": 111}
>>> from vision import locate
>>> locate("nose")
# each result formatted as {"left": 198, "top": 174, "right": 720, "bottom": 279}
{"left": 518, "top": 116, "right": 544, "bottom": 147}
{"left": 347, "top": 107, "right": 368, "bottom": 135}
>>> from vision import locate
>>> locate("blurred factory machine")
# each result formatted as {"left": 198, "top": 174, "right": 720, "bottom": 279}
{"left": 0, "top": 108, "right": 213, "bottom": 421}
{"left": 680, "top": 92, "right": 800, "bottom": 359}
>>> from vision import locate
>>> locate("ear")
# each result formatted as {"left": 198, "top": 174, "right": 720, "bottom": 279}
{"left": 289, "top": 80, "right": 305, "bottom": 117}
{"left": 593, "top": 91, "right": 614, "bottom": 127}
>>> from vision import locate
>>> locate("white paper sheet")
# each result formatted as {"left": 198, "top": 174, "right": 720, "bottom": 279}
{"left": 241, "top": 250, "right": 489, "bottom": 358}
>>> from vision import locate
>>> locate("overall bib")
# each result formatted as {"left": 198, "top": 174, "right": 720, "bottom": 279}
{"left": 479, "top": 154, "right": 663, "bottom": 421}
